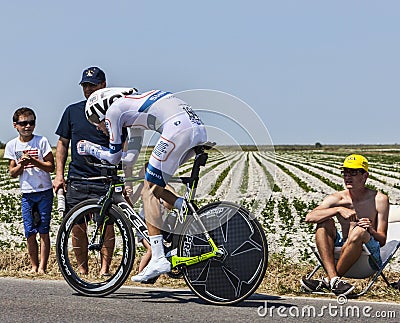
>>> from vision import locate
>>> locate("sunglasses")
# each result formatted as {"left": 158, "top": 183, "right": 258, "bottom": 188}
{"left": 16, "top": 120, "right": 36, "bottom": 126}
{"left": 341, "top": 169, "right": 364, "bottom": 176}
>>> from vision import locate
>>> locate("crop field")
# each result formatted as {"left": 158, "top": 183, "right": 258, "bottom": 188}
{"left": 1, "top": 146, "right": 400, "bottom": 271}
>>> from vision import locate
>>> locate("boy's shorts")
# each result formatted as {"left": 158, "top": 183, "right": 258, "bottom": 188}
{"left": 335, "top": 230, "right": 382, "bottom": 269}
{"left": 22, "top": 188, "right": 53, "bottom": 238}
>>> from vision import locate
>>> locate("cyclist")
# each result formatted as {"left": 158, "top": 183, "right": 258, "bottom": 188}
{"left": 77, "top": 87, "right": 207, "bottom": 282}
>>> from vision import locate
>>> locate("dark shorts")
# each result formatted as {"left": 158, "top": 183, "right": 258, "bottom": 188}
{"left": 66, "top": 180, "right": 111, "bottom": 224}
{"left": 21, "top": 189, "right": 53, "bottom": 238}
{"left": 335, "top": 230, "right": 382, "bottom": 269}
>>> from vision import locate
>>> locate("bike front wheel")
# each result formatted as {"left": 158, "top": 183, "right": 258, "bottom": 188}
{"left": 178, "top": 201, "right": 268, "bottom": 305}
{"left": 56, "top": 199, "right": 135, "bottom": 296}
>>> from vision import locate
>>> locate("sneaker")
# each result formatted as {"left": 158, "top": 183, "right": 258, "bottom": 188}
{"left": 300, "top": 277, "right": 329, "bottom": 292}
{"left": 131, "top": 256, "right": 171, "bottom": 282}
{"left": 331, "top": 278, "right": 355, "bottom": 296}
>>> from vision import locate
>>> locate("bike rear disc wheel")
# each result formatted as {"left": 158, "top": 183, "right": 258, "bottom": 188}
{"left": 56, "top": 199, "right": 135, "bottom": 296}
{"left": 178, "top": 201, "right": 268, "bottom": 305}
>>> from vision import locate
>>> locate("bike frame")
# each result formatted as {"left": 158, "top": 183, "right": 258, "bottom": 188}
{"left": 90, "top": 144, "right": 222, "bottom": 269}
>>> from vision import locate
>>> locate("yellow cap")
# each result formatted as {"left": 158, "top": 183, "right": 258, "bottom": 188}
{"left": 342, "top": 154, "right": 368, "bottom": 172}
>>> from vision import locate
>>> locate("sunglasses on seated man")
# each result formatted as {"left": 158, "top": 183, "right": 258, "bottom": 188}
{"left": 341, "top": 168, "right": 366, "bottom": 176}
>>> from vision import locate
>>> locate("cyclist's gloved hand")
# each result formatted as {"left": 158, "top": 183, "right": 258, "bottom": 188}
{"left": 77, "top": 140, "right": 94, "bottom": 155}
{"left": 77, "top": 140, "right": 108, "bottom": 159}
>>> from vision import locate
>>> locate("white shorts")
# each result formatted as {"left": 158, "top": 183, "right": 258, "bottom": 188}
{"left": 145, "top": 116, "right": 207, "bottom": 187}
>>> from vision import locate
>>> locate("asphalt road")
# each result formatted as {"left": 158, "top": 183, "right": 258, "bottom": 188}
{"left": 1, "top": 277, "right": 399, "bottom": 322}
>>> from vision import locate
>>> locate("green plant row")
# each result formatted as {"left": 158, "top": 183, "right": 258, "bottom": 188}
{"left": 261, "top": 155, "right": 316, "bottom": 193}
{"left": 209, "top": 156, "right": 241, "bottom": 196}
{"left": 275, "top": 157, "right": 343, "bottom": 191}
{"left": 253, "top": 153, "right": 281, "bottom": 192}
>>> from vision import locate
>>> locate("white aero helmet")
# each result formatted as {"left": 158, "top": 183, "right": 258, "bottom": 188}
{"left": 85, "top": 87, "right": 137, "bottom": 125}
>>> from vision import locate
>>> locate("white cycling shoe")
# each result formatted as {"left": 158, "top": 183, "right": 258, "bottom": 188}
{"left": 131, "top": 256, "right": 171, "bottom": 282}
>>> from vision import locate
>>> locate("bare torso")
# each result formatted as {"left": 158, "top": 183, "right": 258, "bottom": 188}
{"left": 334, "top": 189, "right": 378, "bottom": 238}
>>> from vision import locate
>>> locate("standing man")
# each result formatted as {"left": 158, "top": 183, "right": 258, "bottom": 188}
{"left": 53, "top": 67, "right": 115, "bottom": 275}
{"left": 301, "top": 154, "right": 389, "bottom": 295}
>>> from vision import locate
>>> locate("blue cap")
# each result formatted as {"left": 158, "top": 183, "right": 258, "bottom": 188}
{"left": 79, "top": 67, "right": 106, "bottom": 85}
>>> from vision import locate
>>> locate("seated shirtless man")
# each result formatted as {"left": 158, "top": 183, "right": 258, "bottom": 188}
{"left": 301, "top": 154, "right": 389, "bottom": 295}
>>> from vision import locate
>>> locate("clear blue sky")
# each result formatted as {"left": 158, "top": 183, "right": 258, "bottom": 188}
{"left": 1, "top": 1, "right": 399, "bottom": 146}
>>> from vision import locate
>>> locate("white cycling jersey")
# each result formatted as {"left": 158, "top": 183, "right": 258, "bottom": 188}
{"left": 86, "top": 90, "right": 207, "bottom": 187}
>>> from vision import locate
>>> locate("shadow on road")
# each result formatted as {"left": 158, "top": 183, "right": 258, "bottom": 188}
{"left": 79, "top": 289, "right": 286, "bottom": 308}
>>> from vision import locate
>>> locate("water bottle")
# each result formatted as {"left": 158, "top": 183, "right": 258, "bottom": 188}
{"left": 57, "top": 188, "right": 65, "bottom": 214}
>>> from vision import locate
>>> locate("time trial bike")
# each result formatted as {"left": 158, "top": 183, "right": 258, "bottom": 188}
{"left": 56, "top": 143, "right": 268, "bottom": 305}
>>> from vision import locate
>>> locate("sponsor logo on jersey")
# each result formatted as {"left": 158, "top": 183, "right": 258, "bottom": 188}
{"left": 182, "top": 105, "right": 204, "bottom": 125}
{"left": 153, "top": 141, "right": 169, "bottom": 157}
{"left": 149, "top": 91, "right": 169, "bottom": 101}
{"left": 87, "top": 89, "right": 135, "bottom": 119}
{"left": 138, "top": 90, "right": 172, "bottom": 112}
{"left": 88, "top": 93, "right": 98, "bottom": 104}
{"left": 146, "top": 168, "right": 162, "bottom": 180}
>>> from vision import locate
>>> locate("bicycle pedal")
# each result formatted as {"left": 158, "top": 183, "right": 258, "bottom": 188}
{"left": 168, "top": 268, "right": 183, "bottom": 279}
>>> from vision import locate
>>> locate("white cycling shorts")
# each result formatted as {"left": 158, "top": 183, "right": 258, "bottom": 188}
{"left": 145, "top": 116, "right": 206, "bottom": 187}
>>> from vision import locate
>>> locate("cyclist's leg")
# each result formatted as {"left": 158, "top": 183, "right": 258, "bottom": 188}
{"left": 134, "top": 195, "right": 175, "bottom": 276}
{"left": 132, "top": 124, "right": 206, "bottom": 282}
{"left": 131, "top": 187, "right": 171, "bottom": 281}
{"left": 131, "top": 158, "right": 178, "bottom": 281}
{"left": 146, "top": 123, "right": 207, "bottom": 209}
{"left": 142, "top": 124, "right": 207, "bottom": 228}
{"left": 142, "top": 181, "right": 164, "bottom": 235}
